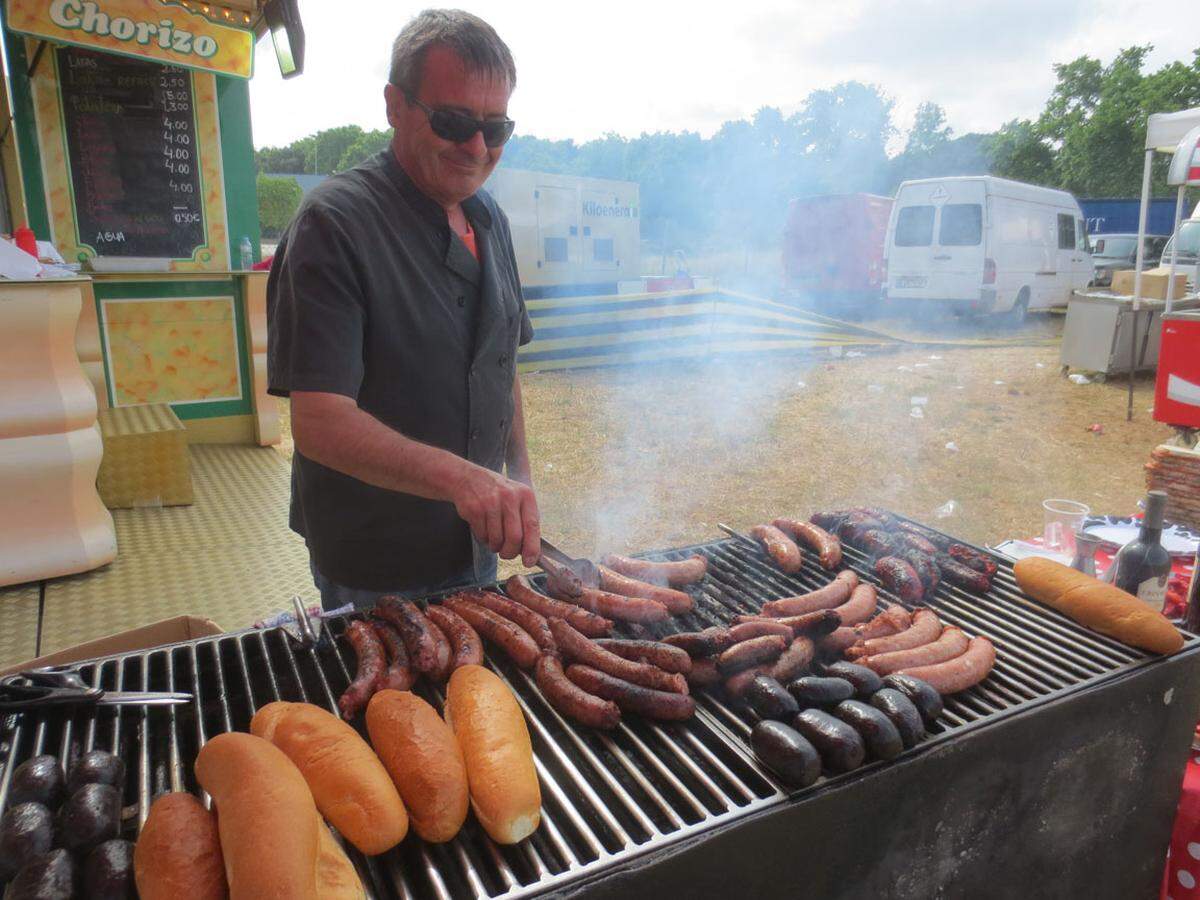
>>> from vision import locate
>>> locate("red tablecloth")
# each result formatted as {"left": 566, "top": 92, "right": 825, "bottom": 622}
{"left": 1164, "top": 754, "right": 1200, "bottom": 898}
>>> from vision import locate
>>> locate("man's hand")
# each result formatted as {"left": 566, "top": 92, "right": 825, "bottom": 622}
{"left": 450, "top": 462, "right": 541, "bottom": 566}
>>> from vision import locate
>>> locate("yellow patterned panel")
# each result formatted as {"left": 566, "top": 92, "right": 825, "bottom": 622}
{"left": 102, "top": 297, "right": 241, "bottom": 405}
{"left": 30, "top": 43, "right": 229, "bottom": 270}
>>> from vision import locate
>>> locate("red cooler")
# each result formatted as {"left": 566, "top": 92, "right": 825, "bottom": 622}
{"left": 1155, "top": 310, "right": 1200, "bottom": 428}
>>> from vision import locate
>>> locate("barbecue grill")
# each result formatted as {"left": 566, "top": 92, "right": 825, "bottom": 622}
{"left": 3, "top": 514, "right": 1198, "bottom": 899}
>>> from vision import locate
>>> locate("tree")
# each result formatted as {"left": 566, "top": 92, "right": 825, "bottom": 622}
{"left": 793, "top": 82, "right": 896, "bottom": 195}
{"left": 905, "top": 102, "right": 953, "bottom": 157}
{"left": 987, "top": 119, "right": 1056, "bottom": 186}
{"left": 256, "top": 142, "right": 309, "bottom": 174}
{"left": 337, "top": 129, "right": 391, "bottom": 171}
{"left": 257, "top": 174, "right": 303, "bottom": 238}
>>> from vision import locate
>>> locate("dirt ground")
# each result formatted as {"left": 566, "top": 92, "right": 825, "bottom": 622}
{"left": 275, "top": 311, "right": 1174, "bottom": 574}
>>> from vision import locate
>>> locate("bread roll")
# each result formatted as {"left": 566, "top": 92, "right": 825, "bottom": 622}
{"left": 366, "top": 690, "right": 469, "bottom": 843}
{"left": 194, "top": 732, "right": 322, "bottom": 900}
{"left": 1014, "top": 557, "right": 1184, "bottom": 654}
{"left": 134, "top": 792, "right": 227, "bottom": 900}
{"left": 316, "top": 825, "right": 366, "bottom": 900}
{"left": 250, "top": 701, "right": 408, "bottom": 855}
{"left": 444, "top": 665, "right": 541, "bottom": 844}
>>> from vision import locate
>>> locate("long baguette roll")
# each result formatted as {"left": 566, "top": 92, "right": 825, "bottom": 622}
{"left": 134, "top": 792, "right": 227, "bottom": 900}
{"left": 316, "top": 825, "right": 367, "bottom": 900}
{"left": 194, "top": 732, "right": 322, "bottom": 900}
{"left": 1014, "top": 557, "right": 1183, "bottom": 654}
{"left": 249, "top": 701, "right": 408, "bottom": 855}
{"left": 444, "top": 665, "right": 541, "bottom": 844}
{"left": 366, "top": 690, "right": 469, "bottom": 843}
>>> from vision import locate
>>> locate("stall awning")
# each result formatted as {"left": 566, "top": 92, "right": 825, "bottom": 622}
{"left": 5, "top": 0, "right": 256, "bottom": 78}
{"left": 1146, "top": 107, "right": 1200, "bottom": 153}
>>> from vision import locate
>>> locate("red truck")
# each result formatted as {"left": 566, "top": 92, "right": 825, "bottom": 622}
{"left": 782, "top": 193, "right": 893, "bottom": 307}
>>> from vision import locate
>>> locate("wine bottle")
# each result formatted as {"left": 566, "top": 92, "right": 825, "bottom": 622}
{"left": 1110, "top": 491, "right": 1172, "bottom": 611}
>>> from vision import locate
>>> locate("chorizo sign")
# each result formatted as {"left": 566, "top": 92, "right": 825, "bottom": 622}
{"left": 6, "top": 0, "right": 254, "bottom": 78}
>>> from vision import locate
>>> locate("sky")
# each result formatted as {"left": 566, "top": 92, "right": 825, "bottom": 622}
{"left": 248, "top": 0, "right": 1200, "bottom": 152}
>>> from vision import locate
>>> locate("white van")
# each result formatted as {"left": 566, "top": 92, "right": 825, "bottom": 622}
{"left": 885, "top": 176, "right": 1093, "bottom": 319}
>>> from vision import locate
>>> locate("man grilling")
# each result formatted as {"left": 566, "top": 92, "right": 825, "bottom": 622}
{"left": 267, "top": 10, "right": 539, "bottom": 609}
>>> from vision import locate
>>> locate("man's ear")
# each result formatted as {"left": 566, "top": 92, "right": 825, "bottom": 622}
{"left": 384, "top": 83, "right": 405, "bottom": 129}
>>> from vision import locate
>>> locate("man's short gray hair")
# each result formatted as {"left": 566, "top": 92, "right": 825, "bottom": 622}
{"left": 389, "top": 9, "right": 516, "bottom": 97}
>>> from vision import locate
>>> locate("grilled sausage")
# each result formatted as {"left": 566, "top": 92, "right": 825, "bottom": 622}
{"left": 441, "top": 596, "right": 541, "bottom": 670}
{"left": 717, "top": 634, "right": 788, "bottom": 675}
{"left": 593, "top": 639, "right": 693, "bottom": 675}
{"left": 770, "top": 637, "right": 816, "bottom": 683}
{"left": 853, "top": 605, "right": 912, "bottom": 641}
{"left": 858, "top": 529, "right": 902, "bottom": 558}
{"left": 469, "top": 590, "right": 557, "bottom": 656}
{"left": 882, "top": 674, "right": 945, "bottom": 724}
{"left": 535, "top": 655, "right": 621, "bottom": 730}
{"left": 792, "top": 708, "right": 866, "bottom": 773}
{"left": 723, "top": 664, "right": 774, "bottom": 698}
{"left": 425, "top": 618, "right": 453, "bottom": 682}
{"left": 934, "top": 553, "right": 993, "bottom": 593}
{"left": 858, "top": 626, "right": 970, "bottom": 676}
{"left": 425, "top": 605, "right": 484, "bottom": 670}
{"left": 894, "top": 531, "right": 940, "bottom": 556}
{"left": 769, "top": 609, "right": 842, "bottom": 638}
{"left": 772, "top": 518, "right": 842, "bottom": 569}
{"left": 761, "top": 570, "right": 858, "bottom": 617}
{"left": 873, "top": 556, "right": 925, "bottom": 603}
{"left": 663, "top": 627, "right": 733, "bottom": 658}
{"left": 831, "top": 583, "right": 878, "bottom": 627}
{"left": 566, "top": 664, "right": 696, "bottom": 721}
{"left": 685, "top": 657, "right": 722, "bottom": 688}
{"left": 833, "top": 700, "right": 903, "bottom": 760}
{"left": 371, "top": 621, "right": 417, "bottom": 691}
{"left": 901, "top": 550, "right": 941, "bottom": 595}
{"left": 895, "top": 521, "right": 951, "bottom": 551}
{"left": 728, "top": 620, "right": 796, "bottom": 642}
{"left": 539, "top": 555, "right": 583, "bottom": 597}
{"left": 548, "top": 619, "right": 688, "bottom": 694}
{"left": 869, "top": 688, "right": 925, "bottom": 748}
{"left": 751, "top": 721, "right": 821, "bottom": 787}
{"left": 749, "top": 524, "right": 804, "bottom": 573}
{"left": 376, "top": 597, "right": 441, "bottom": 674}
{"left": 787, "top": 676, "right": 855, "bottom": 709}
{"left": 820, "top": 627, "right": 858, "bottom": 656}
{"left": 897, "top": 636, "right": 996, "bottom": 694}
{"left": 551, "top": 584, "right": 671, "bottom": 624}
{"left": 339, "top": 621, "right": 385, "bottom": 720}
{"left": 504, "top": 575, "right": 612, "bottom": 637}
{"left": 596, "top": 565, "right": 694, "bottom": 615}
{"left": 601, "top": 553, "right": 707, "bottom": 587}
{"left": 846, "top": 608, "right": 943, "bottom": 660}
{"left": 821, "top": 661, "right": 883, "bottom": 698}
{"left": 743, "top": 675, "right": 799, "bottom": 721}
{"left": 948, "top": 544, "right": 999, "bottom": 579}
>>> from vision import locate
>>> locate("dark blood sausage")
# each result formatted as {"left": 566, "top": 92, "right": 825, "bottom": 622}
{"left": 743, "top": 675, "right": 799, "bottom": 721}
{"left": 376, "top": 597, "right": 441, "bottom": 674}
{"left": 948, "top": 544, "right": 999, "bottom": 579}
{"left": 536, "top": 655, "right": 621, "bottom": 730}
{"left": 831, "top": 583, "right": 878, "bottom": 627}
{"left": 601, "top": 553, "right": 708, "bottom": 587}
{"left": 873, "top": 556, "right": 925, "bottom": 603}
{"left": 770, "top": 637, "right": 816, "bottom": 683}
{"left": 425, "top": 605, "right": 484, "bottom": 670}
{"left": 894, "top": 531, "right": 940, "bottom": 556}
{"left": 895, "top": 521, "right": 951, "bottom": 552}
{"left": 370, "top": 621, "right": 416, "bottom": 692}
{"left": 869, "top": 688, "right": 925, "bottom": 748}
{"left": 821, "top": 661, "right": 883, "bottom": 698}
{"left": 901, "top": 550, "right": 941, "bottom": 595}
{"left": 770, "top": 609, "right": 842, "bottom": 638}
{"left": 552, "top": 585, "right": 671, "bottom": 625}
{"left": 749, "top": 524, "right": 804, "bottom": 574}
{"left": 504, "top": 575, "right": 612, "bottom": 637}
{"left": 858, "top": 529, "right": 902, "bottom": 558}
{"left": 853, "top": 606, "right": 912, "bottom": 641}
{"left": 772, "top": 518, "right": 842, "bottom": 569}
{"left": 847, "top": 608, "right": 943, "bottom": 660}
{"left": 859, "top": 626, "right": 970, "bottom": 677}
{"left": 761, "top": 570, "right": 858, "bottom": 617}
{"left": 934, "top": 553, "right": 993, "bottom": 593}
{"left": 338, "top": 621, "right": 384, "bottom": 720}
{"left": 597, "top": 565, "right": 694, "bottom": 615}
{"left": 685, "top": 657, "right": 722, "bottom": 688}
{"left": 593, "top": 639, "right": 692, "bottom": 675}
{"left": 751, "top": 720, "right": 821, "bottom": 787}
{"left": 729, "top": 620, "right": 795, "bottom": 642}
{"left": 792, "top": 709, "right": 866, "bottom": 773}
{"left": 469, "top": 590, "right": 558, "bottom": 656}
{"left": 882, "top": 674, "right": 945, "bottom": 724}
{"left": 548, "top": 619, "right": 688, "bottom": 694}
{"left": 664, "top": 627, "right": 733, "bottom": 658}
{"left": 723, "top": 664, "right": 773, "bottom": 698}
{"left": 787, "top": 676, "right": 855, "bottom": 709}
{"left": 425, "top": 618, "right": 453, "bottom": 682}
{"left": 566, "top": 664, "right": 696, "bottom": 721}
{"left": 898, "top": 636, "right": 996, "bottom": 694}
{"left": 717, "top": 635, "right": 788, "bottom": 675}
{"left": 833, "top": 700, "right": 903, "bottom": 761}
{"left": 441, "top": 595, "right": 541, "bottom": 670}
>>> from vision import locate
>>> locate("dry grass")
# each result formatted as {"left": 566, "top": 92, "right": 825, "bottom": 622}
{"left": 276, "top": 312, "right": 1172, "bottom": 577}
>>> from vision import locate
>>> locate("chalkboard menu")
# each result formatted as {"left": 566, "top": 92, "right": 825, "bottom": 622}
{"left": 58, "top": 47, "right": 206, "bottom": 260}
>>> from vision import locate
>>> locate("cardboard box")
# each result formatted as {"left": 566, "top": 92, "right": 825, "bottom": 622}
{"left": 0, "top": 614, "right": 223, "bottom": 675}
{"left": 1110, "top": 267, "right": 1189, "bottom": 301}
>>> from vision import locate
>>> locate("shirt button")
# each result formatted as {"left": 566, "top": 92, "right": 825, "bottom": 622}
{"left": 470, "top": 428, "right": 479, "bottom": 441}
{"left": 498, "top": 354, "right": 508, "bottom": 366}
{"left": 457, "top": 296, "right": 465, "bottom": 308}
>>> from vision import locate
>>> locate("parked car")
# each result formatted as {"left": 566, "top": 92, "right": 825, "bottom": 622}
{"left": 781, "top": 193, "right": 892, "bottom": 308}
{"left": 885, "top": 176, "right": 1093, "bottom": 321}
{"left": 1159, "top": 218, "right": 1200, "bottom": 291}
{"left": 1090, "top": 233, "right": 1168, "bottom": 287}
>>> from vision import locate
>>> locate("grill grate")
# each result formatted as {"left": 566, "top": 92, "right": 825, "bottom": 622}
{"left": 1, "top": 516, "right": 1190, "bottom": 898}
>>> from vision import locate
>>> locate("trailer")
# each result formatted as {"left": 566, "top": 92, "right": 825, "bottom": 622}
{"left": 484, "top": 167, "right": 640, "bottom": 298}
{"left": 781, "top": 193, "right": 891, "bottom": 307}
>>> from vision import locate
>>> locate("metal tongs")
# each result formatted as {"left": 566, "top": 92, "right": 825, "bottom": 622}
{"left": 717, "top": 522, "right": 759, "bottom": 550}
{"left": 538, "top": 538, "right": 598, "bottom": 596}
{"left": 0, "top": 668, "right": 192, "bottom": 713}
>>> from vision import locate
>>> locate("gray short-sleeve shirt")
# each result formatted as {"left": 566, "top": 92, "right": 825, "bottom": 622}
{"left": 267, "top": 150, "right": 533, "bottom": 591}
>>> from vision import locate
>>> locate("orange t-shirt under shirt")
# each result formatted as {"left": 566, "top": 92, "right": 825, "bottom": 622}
{"left": 460, "top": 219, "right": 478, "bottom": 260}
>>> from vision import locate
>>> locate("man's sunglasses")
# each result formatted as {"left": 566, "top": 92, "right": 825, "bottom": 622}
{"left": 406, "top": 94, "right": 516, "bottom": 148}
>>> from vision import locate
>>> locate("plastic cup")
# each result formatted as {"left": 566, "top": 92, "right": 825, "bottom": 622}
{"left": 1043, "top": 499, "right": 1091, "bottom": 555}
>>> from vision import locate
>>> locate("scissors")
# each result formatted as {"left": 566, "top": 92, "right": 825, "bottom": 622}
{"left": 0, "top": 668, "right": 192, "bottom": 713}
